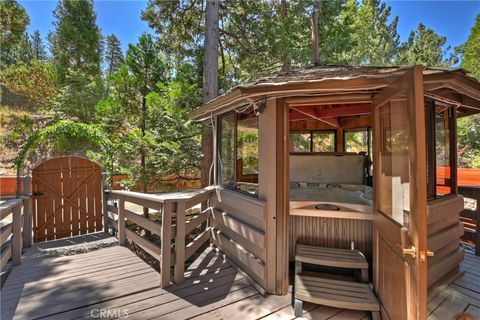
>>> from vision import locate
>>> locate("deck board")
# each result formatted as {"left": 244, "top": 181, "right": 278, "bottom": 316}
{"left": 2, "top": 233, "right": 480, "bottom": 320}
{"left": 428, "top": 249, "right": 480, "bottom": 320}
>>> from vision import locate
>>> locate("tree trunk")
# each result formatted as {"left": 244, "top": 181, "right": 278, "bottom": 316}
{"left": 201, "top": 0, "right": 219, "bottom": 188}
{"left": 311, "top": 8, "right": 319, "bottom": 65}
{"left": 280, "top": 0, "right": 291, "bottom": 73}
{"left": 203, "top": 0, "right": 219, "bottom": 103}
{"left": 141, "top": 95, "right": 149, "bottom": 219}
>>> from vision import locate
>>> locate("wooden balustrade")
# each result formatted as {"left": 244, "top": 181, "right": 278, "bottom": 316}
{"left": 0, "top": 199, "right": 31, "bottom": 271}
{"left": 105, "top": 187, "right": 214, "bottom": 287}
{"left": 459, "top": 186, "right": 480, "bottom": 256}
{"left": 1, "top": 176, "right": 32, "bottom": 275}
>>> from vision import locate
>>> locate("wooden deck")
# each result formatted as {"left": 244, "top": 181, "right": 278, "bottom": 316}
{"left": 428, "top": 249, "right": 480, "bottom": 319}
{"left": 1, "top": 234, "right": 479, "bottom": 320}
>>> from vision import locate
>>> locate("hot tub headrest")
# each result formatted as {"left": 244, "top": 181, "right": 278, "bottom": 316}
{"left": 290, "top": 153, "right": 368, "bottom": 185}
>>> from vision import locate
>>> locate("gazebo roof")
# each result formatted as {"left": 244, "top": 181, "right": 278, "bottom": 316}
{"left": 189, "top": 65, "right": 480, "bottom": 121}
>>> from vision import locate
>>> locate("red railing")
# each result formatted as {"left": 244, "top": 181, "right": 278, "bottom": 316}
{"left": 0, "top": 174, "right": 201, "bottom": 197}
{"left": 459, "top": 185, "right": 480, "bottom": 256}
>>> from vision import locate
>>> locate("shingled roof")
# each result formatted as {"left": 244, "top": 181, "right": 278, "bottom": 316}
{"left": 237, "top": 65, "right": 466, "bottom": 88}
{"left": 189, "top": 65, "right": 478, "bottom": 120}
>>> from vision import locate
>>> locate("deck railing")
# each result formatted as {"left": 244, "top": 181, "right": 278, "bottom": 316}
{"left": 459, "top": 186, "right": 480, "bottom": 256}
{"left": 0, "top": 177, "right": 33, "bottom": 272}
{"left": 104, "top": 188, "right": 214, "bottom": 287}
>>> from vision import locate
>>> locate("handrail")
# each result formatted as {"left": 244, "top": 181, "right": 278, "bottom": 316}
{"left": 104, "top": 187, "right": 215, "bottom": 287}
{"left": 0, "top": 175, "right": 32, "bottom": 274}
{"left": 1, "top": 199, "right": 24, "bottom": 270}
{"left": 459, "top": 185, "right": 480, "bottom": 256}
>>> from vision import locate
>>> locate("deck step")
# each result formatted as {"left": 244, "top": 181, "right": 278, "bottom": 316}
{"left": 295, "top": 244, "right": 368, "bottom": 270}
{"left": 294, "top": 275, "right": 380, "bottom": 316}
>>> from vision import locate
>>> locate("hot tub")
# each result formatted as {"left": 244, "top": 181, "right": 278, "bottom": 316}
{"left": 288, "top": 183, "right": 373, "bottom": 261}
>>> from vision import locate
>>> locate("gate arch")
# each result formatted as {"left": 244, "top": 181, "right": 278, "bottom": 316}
{"left": 32, "top": 156, "right": 103, "bottom": 242}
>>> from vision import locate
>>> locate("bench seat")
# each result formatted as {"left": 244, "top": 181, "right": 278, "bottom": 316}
{"left": 295, "top": 244, "right": 369, "bottom": 282}
{"left": 295, "top": 244, "right": 368, "bottom": 270}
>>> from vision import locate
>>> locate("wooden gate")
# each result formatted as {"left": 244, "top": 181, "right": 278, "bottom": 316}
{"left": 32, "top": 157, "right": 103, "bottom": 242}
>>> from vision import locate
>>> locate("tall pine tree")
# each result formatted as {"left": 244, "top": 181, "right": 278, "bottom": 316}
{"left": 396, "top": 23, "right": 449, "bottom": 67}
{"left": 0, "top": 0, "right": 30, "bottom": 66}
{"left": 104, "top": 34, "right": 124, "bottom": 77}
{"left": 458, "top": 14, "right": 480, "bottom": 79}
{"left": 31, "top": 30, "right": 47, "bottom": 61}
{"left": 126, "top": 34, "right": 168, "bottom": 215}
{"left": 16, "top": 32, "right": 35, "bottom": 64}
{"left": 346, "top": 0, "right": 400, "bottom": 65}
{"left": 49, "top": 0, "right": 103, "bottom": 122}
{"left": 49, "top": 0, "right": 102, "bottom": 84}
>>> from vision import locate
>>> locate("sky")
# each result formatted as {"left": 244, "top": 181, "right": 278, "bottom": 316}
{"left": 20, "top": 0, "right": 152, "bottom": 52}
{"left": 19, "top": 0, "right": 480, "bottom": 55}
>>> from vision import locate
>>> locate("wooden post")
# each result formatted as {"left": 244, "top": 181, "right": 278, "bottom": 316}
{"left": 12, "top": 204, "right": 22, "bottom": 265}
{"left": 22, "top": 175, "right": 32, "bottom": 247}
{"left": 118, "top": 198, "right": 126, "bottom": 246}
{"left": 174, "top": 201, "right": 186, "bottom": 284}
{"left": 161, "top": 201, "right": 173, "bottom": 288}
{"left": 476, "top": 212, "right": 480, "bottom": 256}
{"left": 101, "top": 173, "right": 109, "bottom": 233}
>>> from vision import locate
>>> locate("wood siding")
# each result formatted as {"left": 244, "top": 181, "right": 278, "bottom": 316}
{"left": 427, "top": 196, "right": 465, "bottom": 289}
{"left": 289, "top": 216, "right": 372, "bottom": 261}
{"left": 211, "top": 188, "right": 268, "bottom": 289}
{"left": 208, "top": 97, "right": 288, "bottom": 294}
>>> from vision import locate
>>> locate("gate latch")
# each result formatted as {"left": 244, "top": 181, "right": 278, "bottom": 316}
{"left": 32, "top": 191, "right": 43, "bottom": 196}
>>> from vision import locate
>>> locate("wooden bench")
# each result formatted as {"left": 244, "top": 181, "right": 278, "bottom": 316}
{"left": 294, "top": 275, "right": 380, "bottom": 319}
{"left": 295, "top": 244, "right": 369, "bottom": 282}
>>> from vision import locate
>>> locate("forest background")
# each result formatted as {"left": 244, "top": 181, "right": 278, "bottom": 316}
{"left": 1, "top": 0, "right": 479, "bottom": 193}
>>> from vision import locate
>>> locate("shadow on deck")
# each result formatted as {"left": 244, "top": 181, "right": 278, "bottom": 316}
{"left": 2, "top": 233, "right": 479, "bottom": 320}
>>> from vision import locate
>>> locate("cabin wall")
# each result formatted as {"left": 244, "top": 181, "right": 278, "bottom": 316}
{"left": 210, "top": 98, "right": 288, "bottom": 295}
{"left": 427, "top": 196, "right": 464, "bottom": 289}
{"left": 210, "top": 188, "right": 268, "bottom": 288}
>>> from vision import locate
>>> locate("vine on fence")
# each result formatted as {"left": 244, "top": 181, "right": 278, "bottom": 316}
{"left": 14, "top": 120, "right": 113, "bottom": 195}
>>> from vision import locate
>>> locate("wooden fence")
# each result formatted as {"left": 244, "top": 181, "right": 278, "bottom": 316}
{"left": 459, "top": 186, "right": 480, "bottom": 256}
{"left": 111, "top": 174, "right": 201, "bottom": 192}
{"left": 0, "top": 176, "right": 29, "bottom": 196}
{"left": 104, "top": 187, "right": 214, "bottom": 287}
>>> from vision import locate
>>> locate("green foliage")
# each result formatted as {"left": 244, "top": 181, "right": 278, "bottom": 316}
{"left": 6, "top": 0, "right": 479, "bottom": 186}
{"left": 345, "top": 0, "right": 400, "bottom": 65}
{"left": 316, "top": 0, "right": 356, "bottom": 64}
{"left": 96, "top": 54, "right": 202, "bottom": 189}
{"left": 96, "top": 65, "right": 139, "bottom": 128}
{"left": 0, "top": 0, "right": 29, "bottom": 48}
{"left": 53, "top": 70, "right": 104, "bottom": 122}
{"left": 455, "top": 15, "right": 480, "bottom": 169}
{"left": 104, "top": 34, "right": 124, "bottom": 77}
{"left": 396, "top": 23, "right": 450, "bottom": 67}
{"left": 146, "top": 81, "right": 202, "bottom": 176}
{"left": 458, "top": 14, "right": 480, "bottom": 80}
{"left": 49, "top": 0, "right": 102, "bottom": 84}
{"left": 457, "top": 115, "right": 480, "bottom": 169}
{"left": 15, "top": 120, "right": 111, "bottom": 172}
{"left": 1, "top": 60, "right": 58, "bottom": 109}
{"left": 142, "top": 0, "right": 402, "bottom": 89}
{"left": 126, "top": 33, "right": 169, "bottom": 96}
{"left": 15, "top": 32, "right": 35, "bottom": 64}
{"left": 3, "top": 113, "right": 34, "bottom": 143}
{"left": 31, "top": 30, "right": 48, "bottom": 61}
{"left": 0, "top": 0, "right": 30, "bottom": 63}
